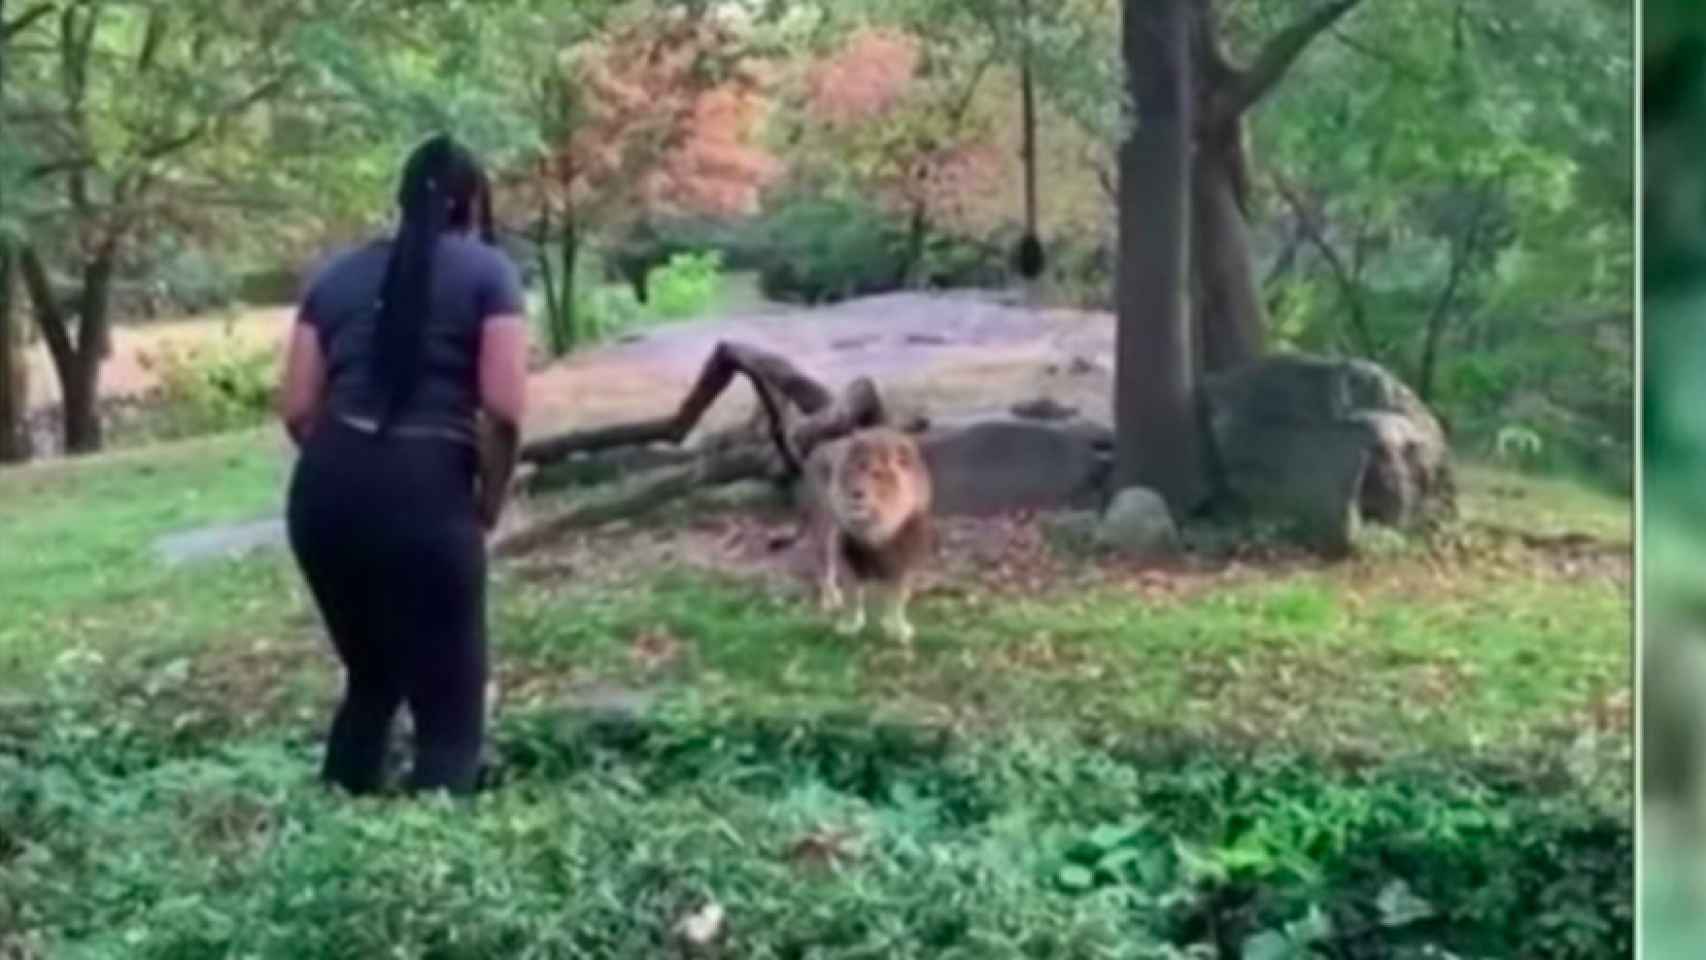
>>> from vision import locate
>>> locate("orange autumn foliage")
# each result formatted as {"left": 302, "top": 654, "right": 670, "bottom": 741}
{"left": 805, "top": 28, "right": 920, "bottom": 127}
{"left": 515, "top": 9, "right": 781, "bottom": 227}
{"left": 797, "top": 27, "right": 1009, "bottom": 236}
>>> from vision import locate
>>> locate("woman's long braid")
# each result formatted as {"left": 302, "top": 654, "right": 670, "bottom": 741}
{"left": 369, "top": 134, "right": 496, "bottom": 435}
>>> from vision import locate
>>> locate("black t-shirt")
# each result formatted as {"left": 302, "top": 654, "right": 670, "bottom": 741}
{"left": 301, "top": 234, "right": 525, "bottom": 443}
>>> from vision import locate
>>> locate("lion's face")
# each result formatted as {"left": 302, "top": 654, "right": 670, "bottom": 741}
{"left": 828, "top": 430, "right": 929, "bottom": 543}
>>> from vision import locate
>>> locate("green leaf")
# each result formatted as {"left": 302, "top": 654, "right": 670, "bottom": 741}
{"left": 1377, "top": 878, "right": 1438, "bottom": 928}
{"left": 1285, "top": 904, "right": 1335, "bottom": 944}
{"left": 1241, "top": 929, "right": 1300, "bottom": 960}
{"left": 1055, "top": 863, "right": 1095, "bottom": 892}
{"left": 1093, "top": 845, "right": 1145, "bottom": 876}
{"left": 1086, "top": 821, "right": 1139, "bottom": 851}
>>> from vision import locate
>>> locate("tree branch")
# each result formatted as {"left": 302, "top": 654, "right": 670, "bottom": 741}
{"left": 1228, "top": 0, "right": 1365, "bottom": 114}
{"left": 16, "top": 244, "right": 75, "bottom": 378}
{"left": 129, "top": 70, "right": 294, "bottom": 163}
{"left": 1, "top": 1, "right": 54, "bottom": 42}
{"left": 58, "top": 1, "right": 97, "bottom": 216}
{"left": 1270, "top": 172, "right": 1377, "bottom": 357}
{"left": 1328, "top": 26, "right": 1430, "bottom": 84}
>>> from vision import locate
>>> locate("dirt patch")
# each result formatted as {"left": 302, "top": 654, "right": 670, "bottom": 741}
{"left": 505, "top": 499, "right": 1307, "bottom": 614}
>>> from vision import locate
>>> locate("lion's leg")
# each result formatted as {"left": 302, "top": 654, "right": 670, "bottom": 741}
{"left": 877, "top": 577, "right": 914, "bottom": 643}
{"left": 834, "top": 581, "right": 866, "bottom": 635}
{"left": 818, "top": 524, "right": 844, "bottom": 613}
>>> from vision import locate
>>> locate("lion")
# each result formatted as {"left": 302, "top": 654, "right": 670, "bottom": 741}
{"left": 800, "top": 426, "right": 935, "bottom": 642}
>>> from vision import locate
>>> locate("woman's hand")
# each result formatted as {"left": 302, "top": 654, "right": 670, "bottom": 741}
{"left": 475, "top": 414, "right": 519, "bottom": 531}
{"left": 476, "top": 312, "right": 529, "bottom": 532}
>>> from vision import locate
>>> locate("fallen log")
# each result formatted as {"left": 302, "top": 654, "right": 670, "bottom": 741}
{"left": 498, "top": 341, "right": 889, "bottom": 555}
{"left": 520, "top": 340, "right": 864, "bottom": 476}
{"left": 493, "top": 444, "right": 777, "bottom": 558}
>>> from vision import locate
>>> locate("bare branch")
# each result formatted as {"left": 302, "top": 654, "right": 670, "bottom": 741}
{"left": 519, "top": 341, "right": 841, "bottom": 476}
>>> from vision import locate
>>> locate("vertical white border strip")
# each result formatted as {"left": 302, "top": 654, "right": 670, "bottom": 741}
{"left": 1632, "top": 0, "right": 1646, "bottom": 953}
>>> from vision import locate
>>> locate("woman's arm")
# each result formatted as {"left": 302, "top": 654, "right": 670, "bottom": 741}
{"left": 278, "top": 318, "right": 326, "bottom": 448}
{"left": 475, "top": 314, "right": 529, "bottom": 530}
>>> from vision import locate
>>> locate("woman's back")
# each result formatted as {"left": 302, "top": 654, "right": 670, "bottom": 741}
{"left": 302, "top": 234, "right": 524, "bottom": 444}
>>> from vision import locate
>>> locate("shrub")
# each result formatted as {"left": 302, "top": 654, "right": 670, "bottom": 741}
{"left": 646, "top": 251, "right": 725, "bottom": 319}
{"left": 572, "top": 282, "right": 645, "bottom": 340}
{"left": 0, "top": 711, "right": 1631, "bottom": 959}
{"left": 234, "top": 268, "right": 302, "bottom": 307}
{"left": 756, "top": 196, "right": 908, "bottom": 304}
{"left": 135, "top": 334, "right": 277, "bottom": 439}
{"left": 918, "top": 229, "right": 1014, "bottom": 290}
{"left": 1037, "top": 236, "right": 1115, "bottom": 310}
{"left": 153, "top": 248, "right": 238, "bottom": 315}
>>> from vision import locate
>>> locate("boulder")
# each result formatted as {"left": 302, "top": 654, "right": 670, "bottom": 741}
{"left": 1096, "top": 486, "right": 1179, "bottom": 556}
{"left": 1010, "top": 396, "right": 1078, "bottom": 421}
{"left": 917, "top": 416, "right": 1109, "bottom": 516}
{"left": 1201, "top": 354, "right": 1454, "bottom": 555}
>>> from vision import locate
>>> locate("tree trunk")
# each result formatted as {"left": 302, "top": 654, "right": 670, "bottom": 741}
{"left": 0, "top": 0, "right": 28, "bottom": 464}
{"left": 1187, "top": 0, "right": 1365, "bottom": 373}
{"left": 559, "top": 218, "right": 580, "bottom": 348}
{"left": 1115, "top": 0, "right": 1207, "bottom": 512}
{"left": 1416, "top": 184, "right": 1488, "bottom": 405}
{"left": 900, "top": 201, "right": 927, "bottom": 289}
{"left": 19, "top": 243, "right": 114, "bottom": 454}
{"left": 1192, "top": 140, "right": 1265, "bottom": 372}
{"left": 0, "top": 241, "right": 30, "bottom": 463}
{"left": 63, "top": 247, "right": 114, "bottom": 454}
{"left": 60, "top": 349, "right": 101, "bottom": 453}
{"left": 535, "top": 206, "right": 561, "bottom": 353}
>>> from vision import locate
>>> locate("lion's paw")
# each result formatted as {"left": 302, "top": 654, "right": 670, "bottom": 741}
{"left": 818, "top": 582, "right": 844, "bottom": 613}
{"left": 835, "top": 609, "right": 866, "bottom": 636}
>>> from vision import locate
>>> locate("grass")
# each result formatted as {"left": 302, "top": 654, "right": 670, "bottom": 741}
{"left": 0, "top": 431, "right": 1632, "bottom": 958}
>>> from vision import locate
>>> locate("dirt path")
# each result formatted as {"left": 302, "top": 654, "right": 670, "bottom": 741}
{"left": 25, "top": 290, "right": 1121, "bottom": 440}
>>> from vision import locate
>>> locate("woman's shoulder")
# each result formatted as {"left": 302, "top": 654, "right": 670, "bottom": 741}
{"left": 299, "top": 240, "right": 387, "bottom": 299}
{"left": 440, "top": 234, "right": 518, "bottom": 272}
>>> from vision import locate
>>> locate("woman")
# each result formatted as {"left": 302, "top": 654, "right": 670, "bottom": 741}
{"left": 277, "top": 134, "right": 529, "bottom": 796}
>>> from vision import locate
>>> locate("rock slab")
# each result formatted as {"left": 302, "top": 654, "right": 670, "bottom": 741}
{"left": 916, "top": 417, "right": 1110, "bottom": 516}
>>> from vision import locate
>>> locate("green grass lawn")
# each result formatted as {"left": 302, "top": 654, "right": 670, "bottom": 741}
{"left": 0, "top": 432, "right": 1631, "bottom": 958}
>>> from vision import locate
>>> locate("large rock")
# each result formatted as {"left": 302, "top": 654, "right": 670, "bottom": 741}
{"left": 1201, "top": 354, "right": 1454, "bottom": 555}
{"left": 916, "top": 416, "right": 1110, "bottom": 516}
{"left": 1096, "top": 486, "right": 1179, "bottom": 556}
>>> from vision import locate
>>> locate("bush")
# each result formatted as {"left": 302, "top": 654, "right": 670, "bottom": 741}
{"left": 153, "top": 248, "right": 238, "bottom": 316}
{"left": 756, "top": 197, "right": 908, "bottom": 304}
{"left": 235, "top": 268, "right": 302, "bottom": 307}
{"left": 135, "top": 334, "right": 277, "bottom": 439}
{"left": 0, "top": 710, "right": 1631, "bottom": 959}
{"left": 918, "top": 229, "right": 1014, "bottom": 290}
{"left": 646, "top": 250, "right": 725, "bottom": 319}
{"left": 571, "top": 282, "right": 645, "bottom": 340}
{"left": 1037, "top": 236, "right": 1115, "bottom": 310}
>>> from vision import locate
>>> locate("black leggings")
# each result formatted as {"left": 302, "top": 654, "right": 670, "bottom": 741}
{"left": 286, "top": 418, "right": 488, "bottom": 796}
